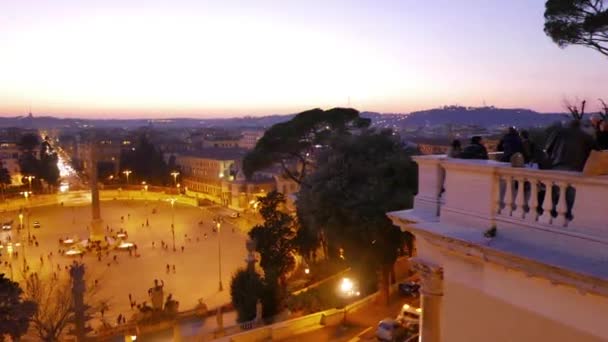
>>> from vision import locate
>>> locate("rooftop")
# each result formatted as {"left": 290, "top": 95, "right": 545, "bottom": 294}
{"left": 177, "top": 148, "right": 249, "bottom": 160}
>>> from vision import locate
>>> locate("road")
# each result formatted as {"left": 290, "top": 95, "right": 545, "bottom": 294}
{"left": 279, "top": 292, "right": 418, "bottom": 342}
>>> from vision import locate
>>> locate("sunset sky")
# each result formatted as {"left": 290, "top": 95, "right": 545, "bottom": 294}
{"left": 0, "top": 0, "right": 607, "bottom": 118}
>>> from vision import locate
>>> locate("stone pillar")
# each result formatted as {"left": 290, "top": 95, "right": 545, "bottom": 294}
{"left": 412, "top": 258, "right": 444, "bottom": 342}
{"left": 89, "top": 140, "right": 104, "bottom": 241}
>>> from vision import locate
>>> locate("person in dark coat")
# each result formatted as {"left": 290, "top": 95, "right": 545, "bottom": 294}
{"left": 519, "top": 130, "right": 536, "bottom": 164}
{"left": 545, "top": 119, "right": 597, "bottom": 171}
{"left": 460, "top": 136, "right": 489, "bottom": 160}
{"left": 497, "top": 127, "right": 523, "bottom": 163}
{"left": 596, "top": 121, "right": 608, "bottom": 150}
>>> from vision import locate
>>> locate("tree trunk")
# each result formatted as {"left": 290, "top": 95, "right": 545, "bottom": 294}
{"left": 378, "top": 265, "right": 391, "bottom": 306}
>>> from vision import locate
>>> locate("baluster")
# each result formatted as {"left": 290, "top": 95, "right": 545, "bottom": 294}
{"left": 513, "top": 177, "right": 526, "bottom": 218}
{"left": 504, "top": 176, "right": 514, "bottom": 216}
{"left": 527, "top": 179, "right": 539, "bottom": 222}
{"left": 556, "top": 182, "right": 569, "bottom": 227}
{"left": 538, "top": 181, "right": 553, "bottom": 224}
{"left": 496, "top": 176, "right": 505, "bottom": 215}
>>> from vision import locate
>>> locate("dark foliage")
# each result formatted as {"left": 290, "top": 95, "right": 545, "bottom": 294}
{"left": 243, "top": 107, "right": 370, "bottom": 184}
{"left": 0, "top": 274, "right": 37, "bottom": 340}
{"left": 544, "top": 0, "right": 608, "bottom": 56}
{"left": 230, "top": 269, "right": 264, "bottom": 323}
{"left": 248, "top": 191, "right": 297, "bottom": 318}
{"left": 119, "top": 134, "right": 169, "bottom": 185}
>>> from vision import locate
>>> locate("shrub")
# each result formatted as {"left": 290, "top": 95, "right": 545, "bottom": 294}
{"left": 230, "top": 269, "right": 263, "bottom": 323}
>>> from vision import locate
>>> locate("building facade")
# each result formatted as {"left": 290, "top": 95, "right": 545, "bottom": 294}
{"left": 0, "top": 142, "right": 23, "bottom": 185}
{"left": 176, "top": 148, "right": 275, "bottom": 210}
{"left": 389, "top": 156, "right": 608, "bottom": 342}
{"left": 239, "top": 130, "right": 265, "bottom": 150}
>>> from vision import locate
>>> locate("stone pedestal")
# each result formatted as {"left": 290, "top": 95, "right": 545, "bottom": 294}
{"left": 412, "top": 258, "right": 444, "bottom": 342}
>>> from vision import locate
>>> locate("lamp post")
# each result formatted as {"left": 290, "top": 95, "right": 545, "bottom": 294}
{"left": 213, "top": 216, "right": 224, "bottom": 291}
{"left": 169, "top": 198, "right": 176, "bottom": 252}
{"left": 24, "top": 175, "right": 35, "bottom": 193}
{"left": 122, "top": 170, "right": 132, "bottom": 186}
{"left": 171, "top": 171, "right": 180, "bottom": 187}
{"left": 21, "top": 192, "right": 31, "bottom": 242}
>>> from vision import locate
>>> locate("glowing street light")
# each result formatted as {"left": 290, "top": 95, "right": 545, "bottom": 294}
{"left": 339, "top": 277, "right": 360, "bottom": 298}
{"left": 24, "top": 175, "right": 35, "bottom": 192}
{"left": 213, "top": 216, "right": 224, "bottom": 292}
{"left": 20, "top": 192, "right": 32, "bottom": 242}
{"left": 122, "top": 170, "right": 132, "bottom": 185}
{"left": 170, "top": 171, "right": 180, "bottom": 187}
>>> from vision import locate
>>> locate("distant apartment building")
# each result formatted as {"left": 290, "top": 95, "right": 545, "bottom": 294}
{"left": 389, "top": 156, "right": 608, "bottom": 342}
{"left": 176, "top": 148, "right": 275, "bottom": 211}
{"left": 0, "top": 142, "right": 23, "bottom": 185}
{"left": 202, "top": 137, "right": 240, "bottom": 148}
{"left": 75, "top": 137, "right": 132, "bottom": 179}
{"left": 239, "top": 130, "right": 265, "bottom": 150}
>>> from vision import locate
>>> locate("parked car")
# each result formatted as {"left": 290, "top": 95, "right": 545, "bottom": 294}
{"left": 2, "top": 220, "right": 13, "bottom": 230}
{"left": 376, "top": 318, "right": 407, "bottom": 342}
{"left": 229, "top": 212, "right": 240, "bottom": 218}
{"left": 396, "top": 304, "right": 421, "bottom": 325}
{"left": 398, "top": 281, "right": 420, "bottom": 297}
{"left": 33, "top": 221, "right": 41, "bottom": 229}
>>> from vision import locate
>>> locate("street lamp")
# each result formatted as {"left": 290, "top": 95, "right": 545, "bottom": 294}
{"left": 170, "top": 171, "right": 180, "bottom": 187}
{"left": 169, "top": 198, "right": 177, "bottom": 252}
{"left": 20, "top": 192, "right": 31, "bottom": 242}
{"left": 122, "top": 170, "right": 132, "bottom": 186}
{"left": 213, "top": 216, "right": 224, "bottom": 291}
{"left": 24, "top": 175, "right": 35, "bottom": 193}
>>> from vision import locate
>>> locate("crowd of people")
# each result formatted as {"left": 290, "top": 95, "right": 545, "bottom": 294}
{"left": 447, "top": 116, "right": 608, "bottom": 172}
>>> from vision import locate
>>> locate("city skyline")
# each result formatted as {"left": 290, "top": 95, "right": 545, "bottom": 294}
{"left": 1, "top": 0, "right": 607, "bottom": 118}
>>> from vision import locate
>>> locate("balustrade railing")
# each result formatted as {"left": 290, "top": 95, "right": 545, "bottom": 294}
{"left": 413, "top": 155, "right": 608, "bottom": 240}
{"left": 496, "top": 169, "right": 575, "bottom": 228}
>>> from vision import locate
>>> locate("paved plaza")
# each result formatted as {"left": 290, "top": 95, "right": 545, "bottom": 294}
{"left": 0, "top": 198, "right": 249, "bottom": 333}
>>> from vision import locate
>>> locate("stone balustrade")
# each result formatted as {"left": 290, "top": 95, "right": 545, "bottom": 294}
{"left": 414, "top": 155, "right": 608, "bottom": 241}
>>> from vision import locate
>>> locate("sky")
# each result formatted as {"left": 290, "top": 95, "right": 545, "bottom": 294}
{"left": 0, "top": 0, "right": 607, "bottom": 118}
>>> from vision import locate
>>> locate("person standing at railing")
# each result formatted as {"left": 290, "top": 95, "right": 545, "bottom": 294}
{"left": 545, "top": 119, "right": 597, "bottom": 172}
{"left": 596, "top": 121, "right": 608, "bottom": 150}
{"left": 519, "top": 130, "right": 537, "bottom": 164}
{"left": 446, "top": 140, "right": 462, "bottom": 158}
{"left": 497, "top": 127, "right": 523, "bottom": 163}
{"left": 460, "top": 136, "right": 489, "bottom": 160}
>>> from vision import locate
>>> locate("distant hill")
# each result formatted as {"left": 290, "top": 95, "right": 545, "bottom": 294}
{"left": 0, "top": 106, "right": 567, "bottom": 129}
{"left": 399, "top": 106, "right": 564, "bottom": 127}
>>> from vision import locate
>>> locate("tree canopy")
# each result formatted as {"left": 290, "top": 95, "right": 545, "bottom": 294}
{"left": 544, "top": 0, "right": 608, "bottom": 56}
{"left": 119, "top": 134, "right": 169, "bottom": 185}
{"left": 295, "top": 129, "right": 418, "bottom": 290}
{"left": 230, "top": 269, "right": 263, "bottom": 323}
{"left": 243, "top": 108, "right": 370, "bottom": 185}
{"left": 0, "top": 274, "right": 37, "bottom": 341}
{"left": 248, "top": 191, "right": 297, "bottom": 318}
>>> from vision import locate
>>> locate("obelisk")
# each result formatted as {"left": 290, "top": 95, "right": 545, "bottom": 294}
{"left": 89, "top": 138, "right": 104, "bottom": 241}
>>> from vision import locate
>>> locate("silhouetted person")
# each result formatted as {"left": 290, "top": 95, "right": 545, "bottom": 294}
{"left": 596, "top": 121, "right": 608, "bottom": 150}
{"left": 446, "top": 139, "right": 462, "bottom": 158}
{"left": 497, "top": 127, "right": 523, "bottom": 162}
{"left": 545, "top": 119, "right": 597, "bottom": 171}
{"left": 460, "top": 136, "right": 489, "bottom": 160}
{"left": 519, "top": 130, "right": 536, "bottom": 164}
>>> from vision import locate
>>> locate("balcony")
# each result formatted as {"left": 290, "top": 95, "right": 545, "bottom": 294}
{"left": 390, "top": 155, "right": 608, "bottom": 283}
